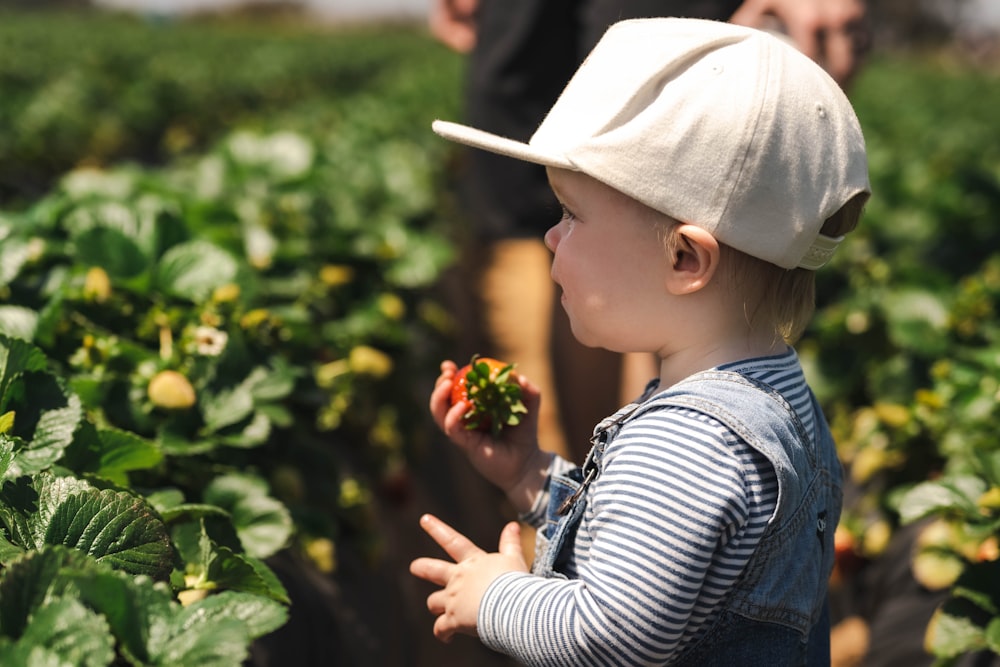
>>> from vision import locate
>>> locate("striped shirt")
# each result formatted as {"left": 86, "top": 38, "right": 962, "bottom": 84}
{"left": 479, "top": 349, "right": 818, "bottom": 666}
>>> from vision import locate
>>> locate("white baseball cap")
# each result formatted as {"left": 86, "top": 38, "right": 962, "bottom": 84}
{"left": 432, "top": 18, "right": 870, "bottom": 270}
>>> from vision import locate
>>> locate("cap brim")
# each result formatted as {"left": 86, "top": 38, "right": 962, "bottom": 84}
{"left": 432, "top": 120, "right": 575, "bottom": 170}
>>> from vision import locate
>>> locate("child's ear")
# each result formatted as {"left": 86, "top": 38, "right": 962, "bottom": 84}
{"left": 665, "top": 224, "right": 720, "bottom": 295}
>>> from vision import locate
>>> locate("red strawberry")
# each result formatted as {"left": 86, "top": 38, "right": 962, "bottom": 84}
{"left": 450, "top": 355, "right": 527, "bottom": 437}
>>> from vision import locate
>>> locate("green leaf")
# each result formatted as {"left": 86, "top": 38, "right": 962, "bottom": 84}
{"left": 70, "top": 569, "right": 174, "bottom": 665}
{"left": 0, "top": 237, "right": 34, "bottom": 289}
{"left": 0, "top": 475, "right": 38, "bottom": 548}
{"left": 0, "top": 533, "right": 24, "bottom": 564}
{"left": 203, "top": 474, "right": 291, "bottom": 559}
{"left": 61, "top": 422, "right": 161, "bottom": 485}
{"left": 0, "top": 434, "right": 15, "bottom": 479}
{"left": 929, "top": 598, "right": 991, "bottom": 658}
{"left": 201, "top": 385, "right": 254, "bottom": 433}
{"left": 33, "top": 474, "right": 174, "bottom": 578}
{"left": 881, "top": 288, "right": 950, "bottom": 353}
{"left": 15, "top": 381, "right": 83, "bottom": 474}
{"left": 151, "top": 615, "right": 249, "bottom": 667}
{"left": 0, "top": 641, "right": 65, "bottom": 667}
{"left": 245, "top": 362, "right": 298, "bottom": 403}
{"left": 181, "top": 591, "right": 287, "bottom": 641}
{"left": 898, "top": 477, "right": 988, "bottom": 524}
{"left": 0, "top": 546, "right": 95, "bottom": 639}
{"left": 0, "top": 336, "right": 49, "bottom": 409}
{"left": 206, "top": 545, "right": 289, "bottom": 604}
{"left": 0, "top": 306, "right": 39, "bottom": 342}
{"left": 17, "top": 597, "right": 115, "bottom": 667}
{"left": 155, "top": 240, "right": 239, "bottom": 302}
{"left": 985, "top": 617, "right": 1000, "bottom": 655}
{"left": 73, "top": 225, "right": 148, "bottom": 280}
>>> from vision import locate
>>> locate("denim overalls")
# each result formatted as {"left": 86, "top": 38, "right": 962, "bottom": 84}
{"left": 531, "top": 370, "right": 842, "bottom": 666}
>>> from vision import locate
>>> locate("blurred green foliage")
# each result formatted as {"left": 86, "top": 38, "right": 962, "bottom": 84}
{"left": 803, "top": 51, "right": 1000, "bottom": 661}
{"left": 0, "top": 9, "right": 463, "bottom": 663}
{"left": 0, "top": 9, "right": 460, "bottom": 206}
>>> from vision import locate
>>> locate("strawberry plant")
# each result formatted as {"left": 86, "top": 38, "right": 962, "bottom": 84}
{"left": 799, "top": 51, "right": 1000, "bottom": 661}
{"left": 0, "top": 334, "right": 289, "bottom": 664}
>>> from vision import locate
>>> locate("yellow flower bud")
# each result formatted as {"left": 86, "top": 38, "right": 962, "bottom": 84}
{"left": 377, "top": 293, "right": 406, "bottom": 320}
{"left": 83, "top": 267, "right": 112, "bottom": 303}
{"left": 873, "top": 402, "right": 910, "bottom": 429}
{"left": 319, "top": 264, "right": 355, "bottom": 287}
{"left": 305, "top": 537, "right": 337, "bottom": 574}
{"left": 348, "top": 345, "right": 393, "bottom": 378}
{"left": 211, "top": 282, "right": 240, "bottom": 303}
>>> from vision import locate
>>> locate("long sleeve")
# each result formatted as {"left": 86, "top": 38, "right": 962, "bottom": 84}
{"left": 478, "top": 406, "right": 778, "bottom": 666}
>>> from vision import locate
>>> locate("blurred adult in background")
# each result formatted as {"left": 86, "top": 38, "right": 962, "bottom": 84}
{"left": 430, "top": 0, "right": 870, "bottom": 465}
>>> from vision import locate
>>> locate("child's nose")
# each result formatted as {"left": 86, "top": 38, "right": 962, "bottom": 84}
{"left": 544, "top": 224, "right": 561, "bottom": 252}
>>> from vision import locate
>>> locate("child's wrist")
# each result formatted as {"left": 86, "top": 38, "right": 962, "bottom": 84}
{"left": 506, "top": 448, "right": 553, "bottom": 514}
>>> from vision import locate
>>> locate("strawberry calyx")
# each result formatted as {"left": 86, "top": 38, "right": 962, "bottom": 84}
{"left": 452, "top": 355, "right": 527, "bottom": 437}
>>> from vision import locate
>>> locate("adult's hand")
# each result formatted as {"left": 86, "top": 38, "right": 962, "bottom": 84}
{"left": 730, "top": 0, "right": 869, "bottom": 88}
{"left": 428, "top": 0, "right": 479, "bottom": 53}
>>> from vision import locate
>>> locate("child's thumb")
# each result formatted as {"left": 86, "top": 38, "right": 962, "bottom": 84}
{"left": 497, "top": 521, "right": 523, "bottom": 560}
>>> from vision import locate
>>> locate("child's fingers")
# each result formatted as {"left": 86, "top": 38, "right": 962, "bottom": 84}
{"left": 418, "top": 513, "right": 484, "bottom": 562}
{"left": 425, "top": 589, "right": 447, "bottom": 616}
{"left": 409, "top": 556, "right": 454, "bottom": 586}
{"left": 433, "top": 615, "right": 457, "bottom": 643}
{"left": 434, "top": 361, "right": 457, "bottom": 388}
{"left": 497, "top": 521, "right": 524, "bottom": 561}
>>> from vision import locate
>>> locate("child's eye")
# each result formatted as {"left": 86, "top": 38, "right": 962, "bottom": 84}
{"left": 560, "top": 205, "right": 577, "bottom": 222}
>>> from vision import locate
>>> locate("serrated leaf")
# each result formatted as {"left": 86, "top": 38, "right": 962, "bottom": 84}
{"left": 180, "top": 591, "right": 287, "bottom": 640}
{"left": 898, "top": 477, "right": 988, "bottom": 524}
{"left": 92, "top": 428, "right": 162, "bottom": 479}
{"left": 170, "top": 516, "right": 241, "bottom": 573}
{"left": 18, "top": 597, "right": 115, "bottom": 667}
{"left": 32, "top": 475, "right": 174, "bottom": 578}
{"left": 0, "top": 641, "right": 64, "bottom": 667}
{"left": 245, "top": 363, "right": 298, "bottom": 403}
{"left": 70, "top": 569, "right": 175, "bottom": 665}
{"left": 0, "top": 306, "right": 39, "bottom": 342}
{"left": 0, "top": 336, "right": 49, "bottom": 408}
{"left": 0, "top": 433, "right": 15, "bottom": 479}
{"left": 0, "top": 237, "right": 34, "bottom": 288}
{"left": 16, "top": 388, "right": 83, "bottom": 474}
{"left": 152, "top": 616, "right": 249, "bottom": 667}
{"left": 0, "top": 546, "right": 96, "bottom": 639}
{"left": 207, "top": 546, "right": 289, "bottom": 604}
{"left": 157, "top": 503, "right": 230, "bottom": 525}
{"left": 31, "top": 474, "right": 94, "bottom": 548}
{"left": 0, "top": 475, "right": 39, "bottom": 548}
{"left": 201, "top": 385, "right": 254, "bottom": 433}
{"left": 0, "top": 533, "right": 24, "bottom": 564}
{"left": 985, "top": 617, "right": 1000, "bottom": 655}
{"left": 218, "top": 411, "right": 271, "bottom": 448}
{"left": 928, "top": 599, "right": 990, "bottom": 658}
{"left": 203, "top": 474, "right": 291, "bottom": 559}
{"left": 73, "top": 225, "right": 148, "bottom": 280}
{"left": 155, "top": 240, "right": 239, "bottom": 302}
{"left": 61, "top": 424, "right": 162, "bottom": 485}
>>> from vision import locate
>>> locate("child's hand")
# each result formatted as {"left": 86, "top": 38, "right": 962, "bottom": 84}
{"left": 409, "top": 513, "right": 528, "bottom": 643}
{"left": 430, "top": 360, "right": 550, "bottom": 510}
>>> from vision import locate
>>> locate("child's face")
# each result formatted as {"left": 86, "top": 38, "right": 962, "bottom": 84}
{"left": 544, "top": 169, "right": 672, "bottom": 353}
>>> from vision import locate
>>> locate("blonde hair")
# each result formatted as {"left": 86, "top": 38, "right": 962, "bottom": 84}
{"left": 718, "top": 193, "right": 867, "bottom": 344}
{"left": 655, "top": 194, "right": 866, "bottom": 344}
